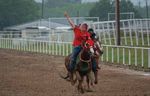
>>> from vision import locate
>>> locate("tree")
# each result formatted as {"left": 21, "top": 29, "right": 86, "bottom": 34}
{"left": 0, "top": 0, "right": 40, "bottom": 30}
{"left": 45, "top": 0, "right": 72, "bottom": 8}
{"left": 89, "top": 0, "right": 141, "bottom": 21}
{"left": 89, "top": 0, "right": 113, "bottom": 21}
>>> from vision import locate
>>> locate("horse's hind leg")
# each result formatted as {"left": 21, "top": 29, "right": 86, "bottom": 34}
{"left": 86, "top": 75, "right": 90, "bottom": 91}
{"left": 94, "top": 70, "right": 98, "bottom": 84}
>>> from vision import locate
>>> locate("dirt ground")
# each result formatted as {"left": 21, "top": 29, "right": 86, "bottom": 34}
{"left": 0, "top": 49, "right": 150, "bottom": 96}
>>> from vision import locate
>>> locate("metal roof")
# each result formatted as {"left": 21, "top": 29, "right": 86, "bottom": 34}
{"left": 5, "top": 20, "right": 69, "bottom": 30}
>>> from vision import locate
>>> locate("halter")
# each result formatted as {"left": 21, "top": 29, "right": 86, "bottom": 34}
{"left": 79, "top": 51, "right": 91, "bottom": 63}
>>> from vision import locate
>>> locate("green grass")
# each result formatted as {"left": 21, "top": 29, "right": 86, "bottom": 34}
{"left": 102, "top": 46, "right": 149, "bottom": 69}
{"left": 102, "top": 36, "right": 150, "bottom": 47}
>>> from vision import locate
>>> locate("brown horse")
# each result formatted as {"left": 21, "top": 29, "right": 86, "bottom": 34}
{"left": 64, "top": 42, "right": 95, "bottom": 93}
{"left": 92, "top": 36, "right": 104, "bottom": 84}
{"left": 63, "top": 38, "right": 103, "bottom": 93}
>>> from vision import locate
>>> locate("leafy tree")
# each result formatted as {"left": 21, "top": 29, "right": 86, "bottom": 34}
{"left": 42, "top": 2, "right": 95, "bottom": 18}
{"left": 89, "top": 0, "right": 113, "bottom": 21}
{"left": 45, "top": 0, "right": 73, "bottom": 8}
{"left": 89, "top": 0, "right": 141, "bottom": 21}
{"left": 0, "top": 0, "right": 40, "bottom": 30}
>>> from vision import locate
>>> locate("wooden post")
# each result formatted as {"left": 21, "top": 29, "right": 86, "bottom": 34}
{"left": 115, "top": 0, "right": 121, "bottom": 45}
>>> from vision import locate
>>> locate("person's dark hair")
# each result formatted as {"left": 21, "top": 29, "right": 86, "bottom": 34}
{"left": 88, "top": 28, "right": 94, "bottom": 33}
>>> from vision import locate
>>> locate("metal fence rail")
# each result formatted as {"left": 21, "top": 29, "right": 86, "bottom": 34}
{"left": 0, "top": 38, "right": 150, "bottom": 69}
{"left": 1, "top": 19, "right": 150, "bottom": 47}
{"left": 102, "top": 45, "right": 150, "bottom": 69}
{"left": 91, "top": 19, "right": 150, "bottom": 46}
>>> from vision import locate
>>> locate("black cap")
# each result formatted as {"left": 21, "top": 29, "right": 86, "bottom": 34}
{"left": 88, "top": 28, "right": 94, "bottom": 33}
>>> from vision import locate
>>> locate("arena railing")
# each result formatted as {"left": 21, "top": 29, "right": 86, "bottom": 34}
{"left": 90, "top": 19, "right": 150, "bottom": 46}
{"left": 0, "top": 38, "right": 150, "bottom": 70}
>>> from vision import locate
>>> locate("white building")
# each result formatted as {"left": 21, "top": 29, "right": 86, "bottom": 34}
{"left": 81, "top": 0, "right": 99, "bottom": 3}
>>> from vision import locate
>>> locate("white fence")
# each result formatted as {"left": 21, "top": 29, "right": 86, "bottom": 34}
{"left": 91, "top": 19, "right": 150, "bottom": 46}
{"left": 1, "top": 18, "right": 150, "bottom": 70}
{"left": 2, "top": 19, "right": 150, "bottom": 47}
{"left": 0, "top": 38, "right": 150, "bottom": 69}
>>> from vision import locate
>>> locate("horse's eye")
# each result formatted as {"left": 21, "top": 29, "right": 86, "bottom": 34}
{"left": 85, "top": 43, "right": 90, "bottom": 47}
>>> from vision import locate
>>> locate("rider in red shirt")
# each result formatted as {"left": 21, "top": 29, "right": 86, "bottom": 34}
{"left": 64, "top": 12, "right": 93, "bottom": 73}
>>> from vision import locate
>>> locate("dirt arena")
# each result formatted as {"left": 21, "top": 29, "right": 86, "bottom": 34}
{"left": 0, "top": 49, "right": 150, "bottom": 96}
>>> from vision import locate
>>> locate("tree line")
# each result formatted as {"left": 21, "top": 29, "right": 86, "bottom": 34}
{"left": 0, "top": 0, "right": 148, "bottom": 30}
{"left": 0, "top": 0, "right": 40, "bottom": 30}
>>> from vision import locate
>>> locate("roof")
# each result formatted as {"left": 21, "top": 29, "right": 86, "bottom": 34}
{"left": 5, "top": 20, "right": 69, "bottom": 30}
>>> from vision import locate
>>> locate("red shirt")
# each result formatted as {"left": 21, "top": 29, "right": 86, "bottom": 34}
{"left": 72, "top": 27, "right": 91, "bottom": 47}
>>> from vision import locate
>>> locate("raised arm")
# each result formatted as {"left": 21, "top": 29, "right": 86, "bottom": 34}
{"left": 64, "top": 11, "right": 75, "bottom": 29}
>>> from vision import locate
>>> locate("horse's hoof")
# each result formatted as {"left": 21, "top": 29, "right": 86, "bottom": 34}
{"left": 94, "top": 80, "right": 98, "bottom": 84}
{"left": 86, "top": 89, "right": 93, "bottom": 92}
{"left": 81, "top": 89, "right": 84, "bottom": 94}
{"left": 70, "top": 80, "right": 75, "bottom": 86}
{"left": 71, "top": 78, "right": 77, "bottom": 86}
{"left": 97, "top": 65, "right": 101, "bottom": 69}
{"left": 91, "top": 82, "right": 93, "bottom": 86}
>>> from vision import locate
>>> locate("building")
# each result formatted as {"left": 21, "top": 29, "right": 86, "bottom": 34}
{"left": 81, "top": 0, "right": 99, "bottom": 3}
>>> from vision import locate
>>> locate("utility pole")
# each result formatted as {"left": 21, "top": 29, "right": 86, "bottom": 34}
{"left": 115, "top": 0, "right": 120, "bottom": 45}
{"left": 41, "top": 0, "right": 44, "bottom": 19}
{"left": 145, "top": 0, "right": 149, "bottom": 18}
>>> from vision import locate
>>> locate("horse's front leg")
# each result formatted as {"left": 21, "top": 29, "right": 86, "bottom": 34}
{"left": 78, "top": 77, "right": 84, "bottom": 93}
{"left": 94, "top": 70, "right": 98, "bottom": 84}
{"left": 86, "top": 72, "right": 94, "bottom": 92}
{"left": 86, "top": 75, "right": 90, "bottom": 89}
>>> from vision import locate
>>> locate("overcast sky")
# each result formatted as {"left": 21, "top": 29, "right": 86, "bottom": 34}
{"left": 35, "top": 0, "right": 150, "bottom": 6}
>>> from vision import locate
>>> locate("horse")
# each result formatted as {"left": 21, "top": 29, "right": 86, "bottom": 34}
{"left": 62, "top": 37, "right": 103, "bottom": 93}
{"left": 64, "top": 42, "right": 95, "bottom": 93}
{"left": 91, "top": 36, "right": 104, "bottom": 84}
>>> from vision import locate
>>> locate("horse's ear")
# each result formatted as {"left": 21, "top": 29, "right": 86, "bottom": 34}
{"left": 97, "top": 36, "right": 99, "bottom": 40}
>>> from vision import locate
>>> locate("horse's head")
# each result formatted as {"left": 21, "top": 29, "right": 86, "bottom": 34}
{"left": 82, "top": 40, "right": 95, "bottom": 55}
{"left": 94, "top": 36, "right": 104, "bottom": 56}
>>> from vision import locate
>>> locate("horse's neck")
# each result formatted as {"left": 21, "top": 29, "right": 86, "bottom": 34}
{"left": 80, "top": 50, "right": 91, "bottom": 61}
{"left": 94, "top": 41, "right": 102, "bottom": 52}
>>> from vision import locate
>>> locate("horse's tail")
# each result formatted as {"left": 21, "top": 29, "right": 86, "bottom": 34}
{"left": 58, "top": 55, "right": 71, "bottom": 80}
{"left": 58, "top": 72, "right": 69, "bottom": 80}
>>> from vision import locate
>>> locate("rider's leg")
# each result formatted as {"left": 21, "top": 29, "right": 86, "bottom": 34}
{"left": 91, "top": 58, "right": 98, "bottom": 84}
{"left": 69, "top": 46, "right": 82, "bottom": 72}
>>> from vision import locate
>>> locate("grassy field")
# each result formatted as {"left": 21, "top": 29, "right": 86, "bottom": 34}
{"left": 102, "top": 46, "right": 148, "bottom": 69}
{"left": 102, "top": 36, "right": 150, "bottom": 47}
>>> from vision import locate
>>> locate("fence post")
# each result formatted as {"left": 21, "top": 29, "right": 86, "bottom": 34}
{"left": 135, "top": 48, "right": 137, "bottom": 66}
{"left": 128, "top": 48, "right": 131, "bottom": 65}
{"left": 112, "top": 48, "right": 114, "bottom": 63}
{"left": 123, "top": 48, "right": 125, "bottom": 64}
{"left": 128, "top": 20, "right": 133, "bottom": 46}
{"left": 148, "top": 49, "right": 150, "bottom": 68}
{"left": 117, "top": 47, "right": 119, "bottom": 63}
{"left": 106, "top": 46, "right": 108, "bottom": 62}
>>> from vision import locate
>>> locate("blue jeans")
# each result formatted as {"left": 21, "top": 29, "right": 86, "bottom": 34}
{"left": 92, "top": 58, "right": 97, "bottom": 72}
{"left": 69, "top": 46, "right": 82, "bottom": 71}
